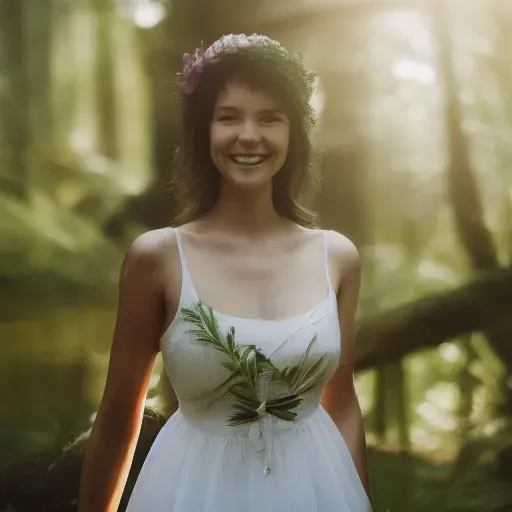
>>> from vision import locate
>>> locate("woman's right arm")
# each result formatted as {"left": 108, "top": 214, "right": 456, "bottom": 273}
{"left": 78, "top": 233, "right": 166, "bottom": 512}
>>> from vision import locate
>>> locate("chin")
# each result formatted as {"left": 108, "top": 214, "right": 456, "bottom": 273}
{"left": 226, "top": 174, "right": 272, "bottom": 191}
{"left": 221, "top": 163, "right": 278, "bottom": 190}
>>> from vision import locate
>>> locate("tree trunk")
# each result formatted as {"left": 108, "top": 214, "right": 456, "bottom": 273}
{"left": 373, "top": 367, "right": 387, "bottom": 442}
{"left": 355, "top": 267, "right": 512, "bottom": 371}
{"left": 313, "top": 70, "right": 371, "bottom": 246}
{"left": 103, "top": 0, "right": 224, "bottom": 237}
{"left": 26, "top": 0, "right": 53, "bottom": 149}
{"left": 491, "top": 0, "right": 512, "bottom": 262}
{"left": 431, "top": 0, "right": 512, "bottom": 381}
{"left": 50, "top": 0, "right": 76, "bottom": 153}
{"left": 0, "top": 0, "right": 31, "bottom": 196}
{"left": 92, "top": 0, "right": 117, "bottom": 158}
{"left": 451, "top": 336, "right": 478, "bottom": 475}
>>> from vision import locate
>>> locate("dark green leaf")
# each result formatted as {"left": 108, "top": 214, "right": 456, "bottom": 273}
{"left": 222, "top": 360, "right": 240, "bottom": 373}
{"left": 269, "top": 398, "right": 302, "bottom": 411}
{"left": 268, "top": 393, "right": 300, "bottom": 406}
{"left": 270, "top": 409, "right": 298, "bottom": 422}
{"left": 226, "top": 327, "right": 236, "bottom": 355}
{"left": 229, "top": 383, "right": 259, "bottom": 405}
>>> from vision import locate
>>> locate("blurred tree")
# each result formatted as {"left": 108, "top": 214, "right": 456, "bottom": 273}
{"left": 51, "top": 0, "right": 76, "bottom": 155}
{"left": 92, "top": 0, "right": 118, "bottom": 159}
{"left": 491, "top": 0, "right": 512, "bottom": 262}
{"left": 355, "top": 267, "right": 512, "bottom": 371}
{"left": 0, "top": 0, "right": 31, "bottom": 196}
{"left": 26, "top": 0, "right": 54, "bottom": 152}
{"left": 452, "top": 335, "right": 479, "bottom": 475}
{"left": 104, "top": 0, "right": 212, "bottom": 236}
{"left": 305, "top": 5, "right": 390, "bottom": 459}
{"left": 431, "top": 0, "right": 512, "bottom": 419}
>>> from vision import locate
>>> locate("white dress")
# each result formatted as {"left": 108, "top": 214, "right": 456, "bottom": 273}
{"left": 126, "top": 229, "right": 373, "bottom": 512}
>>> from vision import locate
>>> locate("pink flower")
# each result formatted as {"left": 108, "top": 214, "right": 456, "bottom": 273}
{"left": 181, "top": 49, "right": 205, "bottom": 94}
{"left": 180, "top": 34, "right": 283, "bottom": 95}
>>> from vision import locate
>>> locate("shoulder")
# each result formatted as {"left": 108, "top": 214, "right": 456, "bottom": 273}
{"left": 126, "top": 227, "right": 176, "bottom": 262}
{"left": 324, "top": 229, "right": 360, "bottom": 264}
{"left": 323, "top": 229, "right": 361, "bottom": 287}
{"left": 123, "top": 228, "right": 178, "bottom": 283}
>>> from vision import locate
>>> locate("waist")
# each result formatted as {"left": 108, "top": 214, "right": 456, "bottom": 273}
{"left": 177, "top": 400, "right": 321, "bottom": 439}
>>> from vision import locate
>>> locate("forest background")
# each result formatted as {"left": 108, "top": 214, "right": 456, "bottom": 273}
{"left": 1, "top": 0, "right": 512, "bottom": 511}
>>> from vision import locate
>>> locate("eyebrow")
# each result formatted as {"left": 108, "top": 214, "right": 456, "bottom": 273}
{"left": 215, "top": 106, "right": 285, "bottom": 115}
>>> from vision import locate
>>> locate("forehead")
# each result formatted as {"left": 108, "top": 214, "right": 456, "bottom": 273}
{"left": 214, "top": 81, "right": 281, "bottom": 111}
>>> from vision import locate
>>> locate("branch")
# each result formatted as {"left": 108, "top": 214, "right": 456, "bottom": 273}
{"left": 355, "top": 268, "right": 512, "bottom": 371}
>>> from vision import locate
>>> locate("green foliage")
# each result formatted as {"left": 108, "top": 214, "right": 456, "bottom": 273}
{"left": 0, "top": 191, "right": 121, "bottom": 305}
{"left": 369, "top": 449, "right": 512, "bottom": 512}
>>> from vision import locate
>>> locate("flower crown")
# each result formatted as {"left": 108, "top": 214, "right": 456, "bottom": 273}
{"left": 180, "top": 33, "right": 317, "bottom": 125}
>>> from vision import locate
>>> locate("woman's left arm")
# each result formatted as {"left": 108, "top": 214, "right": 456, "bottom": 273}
{"left": 322, "top": 234, "right": 372, "bottom": 501}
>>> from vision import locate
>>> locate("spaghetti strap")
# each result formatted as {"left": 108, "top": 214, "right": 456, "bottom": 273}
{"left": 173, "top": 227, "right": 199, "bottom": 302}
{"left": 322, "top": 230, "right": 334, "bottom": 293}
{"left": 174, "top": 226, "right": 185, "bottom": 261}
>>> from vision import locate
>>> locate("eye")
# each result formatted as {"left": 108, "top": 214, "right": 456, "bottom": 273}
{"left": 260, "top": 115, "right": 281, "bottom": 124}
{"left": 218, "top": 115, "right": 237, "bottom": 122}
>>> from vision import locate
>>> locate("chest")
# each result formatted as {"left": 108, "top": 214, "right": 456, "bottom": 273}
{"left": 182, "top": 236, "right": 330, "bottom": 321}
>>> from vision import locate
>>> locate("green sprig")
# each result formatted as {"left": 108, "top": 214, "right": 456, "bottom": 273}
{"left": 181, "top": 302, "right": 330, "bottom": 426}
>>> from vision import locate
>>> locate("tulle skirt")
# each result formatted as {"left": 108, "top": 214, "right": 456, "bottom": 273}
{"left": 126, "top": 405, "right": 372, "bottom": 512}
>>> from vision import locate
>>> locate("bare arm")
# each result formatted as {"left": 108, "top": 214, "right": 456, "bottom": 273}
{"left": 322, "top": 235, "right": 372, "bottom": 501}
{"left": 78, "top": 233, "right": 166, "bottom": 512}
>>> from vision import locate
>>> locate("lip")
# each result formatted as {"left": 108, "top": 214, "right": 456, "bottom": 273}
{"left": 229, "top": 154, "right": 268, "bottom": 158}
{"left": 229, "top": 155, "right": 269, "bottom": 165}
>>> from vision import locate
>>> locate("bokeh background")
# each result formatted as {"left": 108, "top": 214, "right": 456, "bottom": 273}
{"left": 1, "top": 0, "right": 512, "bottom": 510}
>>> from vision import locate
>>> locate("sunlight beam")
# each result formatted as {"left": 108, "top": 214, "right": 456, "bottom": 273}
{"left": 392, "top": 57, "right": 436, "bottom": 84}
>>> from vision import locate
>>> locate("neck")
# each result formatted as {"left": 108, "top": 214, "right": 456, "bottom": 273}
{"left": 205, "top": 182, "right": 285, "bottom": 235}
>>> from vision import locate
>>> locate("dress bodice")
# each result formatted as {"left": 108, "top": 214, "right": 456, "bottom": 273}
{"left": 159, "top": 228, "right": 342, "bottom": 441}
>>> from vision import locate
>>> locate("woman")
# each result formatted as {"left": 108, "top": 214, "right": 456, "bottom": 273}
{"left": 78, "top": 33, "right": 373, "bottom": 511}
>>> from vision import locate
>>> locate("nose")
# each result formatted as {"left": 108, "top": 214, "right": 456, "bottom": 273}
{"left": 238, "top": 119, "right": 261, "bottom": 145}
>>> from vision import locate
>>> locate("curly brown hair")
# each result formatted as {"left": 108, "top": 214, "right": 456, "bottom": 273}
{"left": 169, "top": 35, "right": 321, "bottom": 227}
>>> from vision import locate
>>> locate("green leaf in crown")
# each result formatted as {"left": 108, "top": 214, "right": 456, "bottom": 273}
{"left": 181, "top": 302, "right": 331, "bottom": 427}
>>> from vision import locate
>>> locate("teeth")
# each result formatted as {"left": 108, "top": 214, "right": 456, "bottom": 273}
{"left": 231, "top": 155, "right": 266, "bottom": 165}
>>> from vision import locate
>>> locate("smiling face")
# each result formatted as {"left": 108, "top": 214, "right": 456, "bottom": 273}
{"left": 210, "top": 80, "right": 290, "bottom": 191}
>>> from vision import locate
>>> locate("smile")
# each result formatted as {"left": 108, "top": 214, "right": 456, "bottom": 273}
{"left": 230, "top": 155, "right": 267, "bottom": 165}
